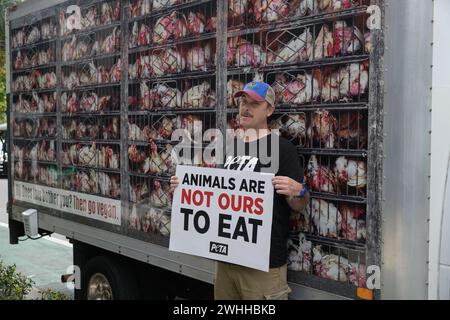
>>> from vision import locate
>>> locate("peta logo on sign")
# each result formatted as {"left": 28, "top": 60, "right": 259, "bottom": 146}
{"left": 209, "top": 242, "right": 228, "bottom": 256}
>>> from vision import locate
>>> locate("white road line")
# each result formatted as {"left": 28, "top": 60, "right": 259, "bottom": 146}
{"left": 0, "top": 222, "right": 72, "bottom": 247}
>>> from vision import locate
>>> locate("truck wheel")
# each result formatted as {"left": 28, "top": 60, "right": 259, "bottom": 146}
{"left": 81, "top": 255, "right": 139, "bottom": 300}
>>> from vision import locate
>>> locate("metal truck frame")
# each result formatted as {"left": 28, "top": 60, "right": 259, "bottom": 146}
{"left": 5, "top": 0, "right": 447, "bottom": 300}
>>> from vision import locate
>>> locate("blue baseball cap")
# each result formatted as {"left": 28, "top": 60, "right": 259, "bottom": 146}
{"left": 234, "top": 81, "right": 276, "bottom": 108}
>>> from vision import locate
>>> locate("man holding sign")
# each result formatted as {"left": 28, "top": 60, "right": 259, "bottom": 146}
{"left": 170, "top": 82, "right": 309, "bottom": 300}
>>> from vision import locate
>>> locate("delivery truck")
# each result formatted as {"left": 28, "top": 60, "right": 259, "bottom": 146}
{"left": 5, "top": 0, "right": 450, "bottom": 300}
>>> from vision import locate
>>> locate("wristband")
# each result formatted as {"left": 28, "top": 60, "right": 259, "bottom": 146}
{"left": 298, "top": 183, "right": 308, "bottom": 198}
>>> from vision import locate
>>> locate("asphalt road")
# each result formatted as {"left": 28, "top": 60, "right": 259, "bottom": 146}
{"left": 0, "top": 178, "right": 74, "bottom": 299}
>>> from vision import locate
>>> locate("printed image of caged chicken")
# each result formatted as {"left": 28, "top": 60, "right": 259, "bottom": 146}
{"left": 62, "top": 118, "right": 99, "bottom": 140}
{"left": 144, "top": 207, "right": 171, "bottom": 236}
{"left": 98, "top": 116, "right": 120, "bottom": 140}
{"left": 59, "top": 1, "right": 121, "bottom": 36}
{"left": 62, "top": 170, "right": 120, "bottom": 199}
{"left": 129, "top": 179, "right": 150, "bottom": 204}
{"left": 308, "top": 199, "right": 342, "bottom": 238}
{"left": 306, "top": 154, "right": 337, "bottom": 193}
{"left": 182, "top": 81, "right": 216, "bottom": 109}
{"left": 62, "top": 60, "right": 121, "bottom": 89}
{"left": 61, "top": 116, "right": 120, "bottom": 141}
{"left": 129, "top": 49, "right": 186, "bottom": 79}
{"left": 306, "top": 110, "right": 338, "bottom": 149}
{"left": 13, "top": 141, "right": 56, "bottom": 163}
{"left": 150, "top": 180, "right": 172, "bottom": 209}
{"left": 271, "top": 72, "right": 319, "bottom": 106}
{"left": 228, "top": 0, "right": 365, "bottom": 27}
{"left": 186, "top": 42, "right": 214, "bottom": 72}
{"left": 12, "top": 70, "right": 57, "bottom": 92}
{"left": 129, "top": 0, "right": 216, "bottom": 21}
{"left": 61, "top": 143, "right": 120, "bottom": 170}
{"left": 149, "top": 83, "right": 183, "bottom": 109}
{"left": 226, "top": 79, "right": 245, "bottom": 107}
{"left": 37, "top": 141, "right": 56, "bottom": 162}
{"left": 128, "top": 203, "right": 171, "bottom": 237}
{"left": 129, "top": 116, "right": 177, "bottom": 141}
{"left": 62, "top": 170, "right": 97, "bottom": 194}
{"left": 288, "top": 233, "right": 313, "bottom": 272}
{"left": 13, "top": 118, "right": 57, "bottom": 139}
{"left": 151, "top": 8, "right": 215, "bottom": 45}
{"left": 334, "top": 156, "right": 367, "bottom": 195}
{"left": 62, "top": 27, "right": 121, "bottom": 62}
{"left": 128, "top": 81, "right": 215, "bottom": 110}
{"left": 305, "top": 109, "right": 367, "bottom": 150}
{"left": 311, "top": 244, "right": 367, "bottom": 287}
{"left": 15, "top": 161, "right": 58, "bottom": 188}
{"left": 265, "top": 19, "right": 367, "bottom": 66}
{"left": 306, "top": 154, "right": 367, "bottom": 196}
{"left": 152, "top": 11, "right": 188, "bottom": 44}
{"left": 269, "top": 113, "right": 306, "bottom": 145}
{"left": 61, "top": 91, "right": 120, "bottom": 113}
{"left": 309, "top": 21, "right": 364, "bottom": 61}
{"left": 227, "top": 37, "right": 266, "bottom": 68}
{"left": 14, "top": 47, "right": 55, "bottom": 70}
{"left": 128, "top": 141, "right": 177, "bottom": 176}
{"left": 12, "top": 119, "right": 36, "bottom": 138}
{"left": 130, "top": 9, "right": 215, "bottom": 49}
{"left": 229, "top": 0, "right": 293, "bottom": 25}
{"left": 292, "top": 198, "right": 366, "bottom": 242}
{"left": 251, "top": 0, "right": 360, "bottom": 24}
{"left": 99, "top": 171, "right": 120, "bottom": 199}
{"left": 270, "top": 62, "right": 368, "bottom": 107}
{"left": 318, "top": 62, "right": 369, "bottom": 103}
{"left": 267, "top": 27, "right": 313, "bottom": 65}
{"left": 11, "top": 21, "right": 57, "bottom": 49}
{"left": 128, "top": 0, "right": 151, "bottom": 18}
{"left": 129, "top": 21, "right": 151, "bottom": 48}
{"left": 14, "top": 92, "right": 57, "bottom": 113}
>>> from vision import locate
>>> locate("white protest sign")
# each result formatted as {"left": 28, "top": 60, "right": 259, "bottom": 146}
{"left": 13, "top": 181, "right": 121, "bottom": 225}
{"left": 169, "top": 165, "right": 274, "bottom": 272}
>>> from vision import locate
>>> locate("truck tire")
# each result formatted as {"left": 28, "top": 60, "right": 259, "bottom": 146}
{"left": 81, "top": 255, "right": 140, "bottom": 300}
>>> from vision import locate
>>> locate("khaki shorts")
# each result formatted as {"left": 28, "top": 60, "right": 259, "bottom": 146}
{"left": 214, "top": 262, "right": 291, "bottom": 300}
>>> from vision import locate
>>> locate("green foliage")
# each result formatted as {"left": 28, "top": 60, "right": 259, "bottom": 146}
{"left": 0, "top": 259, "right": 34, "bottom": 300}
{"left": 1, "top": 259, "right": 70, "bottom": 300}
{"left": 37, "top": 288, "right": 69, "bottom": 300}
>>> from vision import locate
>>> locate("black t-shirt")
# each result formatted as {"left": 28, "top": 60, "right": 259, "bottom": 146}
{"left": 223, "top": 133, "right": 303, "bottom": 268}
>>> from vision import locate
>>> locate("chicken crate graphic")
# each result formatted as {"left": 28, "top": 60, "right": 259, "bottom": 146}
{"left": 125, "top": 0, "right": 218, "bottom": 245}
{"left": 224, "top": 0, "right": 375, "bottom": 297}
{"left": 8, "top": 0, "right": 382, "bottom": 299}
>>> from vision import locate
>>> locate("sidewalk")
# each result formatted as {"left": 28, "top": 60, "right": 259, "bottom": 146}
{"left": 0, "top": 224, "right": 74, "bottom": 299}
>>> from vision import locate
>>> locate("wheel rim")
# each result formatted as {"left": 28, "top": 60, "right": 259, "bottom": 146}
{"left": 87, "top": 273, "right": 113, "bottom": 300}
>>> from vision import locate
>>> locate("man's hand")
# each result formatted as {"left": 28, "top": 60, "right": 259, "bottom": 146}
{"left": 273, "top": 176, "right": 309, "bottom": 212}
{"left": 272, "top": 176, "right": 302, "bottom": 197}
{"left": 169, "top": 176, "right": 179, "bottom": 194}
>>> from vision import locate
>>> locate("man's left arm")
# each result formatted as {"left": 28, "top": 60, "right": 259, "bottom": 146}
{"left": 272, "top": 176, "right": 310, "bottom": 211}
{"left": 272, "top": 140, "right": 310, "bottom": 212}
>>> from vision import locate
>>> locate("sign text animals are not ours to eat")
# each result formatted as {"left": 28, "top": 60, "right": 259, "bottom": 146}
{"left": 169, "top": 165, "right": 274, "bottom": 272}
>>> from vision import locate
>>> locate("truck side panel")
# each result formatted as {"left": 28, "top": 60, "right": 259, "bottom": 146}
{"left": 382, "top": 0, "right": 433, "bottom": 299}
{"left": 429, "top": 0, "right": 450, "bottom": 300}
